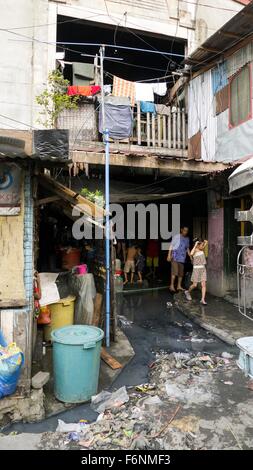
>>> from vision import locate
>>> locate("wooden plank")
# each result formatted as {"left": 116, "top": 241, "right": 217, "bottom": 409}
{"left": 151, "top": 114, "right": 156, "bottom": 147}
{"left": 200, "top": 46, "right": 222, "bottom": 53}
{"left": 0, "top": 299, "right": 27, "bottom": 308}
{"left": 147, "top": 112, "right": 151, "bottom": 147}
{"left": 219, "top": 30, "right": 241, "bottom": 39}
{"left": 167, "top": 106, "right": 171, "bottom": 149}
{"left": 35, "top": 196, "right": 60, "bottom": 206}
{"left": 39, "top": 174, "right": 105, "bottom": 219}
{"left": 157, "top": 115, "right": 161, "bottom": 147}
{"left": 0, "top": 175, "right": 26, "bottom": 306}
{"left": 70, "top": 150, "right": 229, "bottom": 173}
{"left": 163, "top": 115, "right": 167, "bottom": 148}
{"left": 13, "top": 309, "right": 33, "bottom": 388}
{"left": 0, "top": 310, "right": 14, "bottom": 344}
{"left": 182, "top": 109, "right": 186, "bottom": 150}
{"left": 92, "top": 293, "right": 103, "bottom": 326}
{"left": 177, "top": 109, "right": 181, "bottom": 149}
{"left": 172, "top": 111, "right": 176, "bottom": 149}
{"left": 101, "top": 347, "right": 123, "bottom": 370}
{"left": 137, "top": 101, "right": 141, "bottom": 146}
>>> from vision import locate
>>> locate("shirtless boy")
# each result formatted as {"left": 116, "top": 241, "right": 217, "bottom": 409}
{"left": 124, "top": 245, "right": 137, "bottom": 285}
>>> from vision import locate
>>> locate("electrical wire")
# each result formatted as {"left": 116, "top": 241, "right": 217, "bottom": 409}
{"left": 104, "top": 58, "right": 175, "bottom": 74}
{"left": 0, "top": 113, "right": 36, "bottom": 129}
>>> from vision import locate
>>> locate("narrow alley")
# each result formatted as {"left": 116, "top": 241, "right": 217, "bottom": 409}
{"left": 2, "top": 0, "right": 253, "bottom": 460}
{"left": 1, "top": 291, "right": 253, "bottom": 451}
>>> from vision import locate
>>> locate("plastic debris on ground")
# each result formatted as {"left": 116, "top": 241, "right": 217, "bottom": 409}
{"left": 91, "top": 386, "right": 129, "bottom": 413}
{"left": 38, "top": 350, "right": 239, "bottom": 451}
{"left": 56, "top": 419, "right": 89, "bottom": 433}
{"left": 118, "top": 316, "right": 133, "bottom": 327}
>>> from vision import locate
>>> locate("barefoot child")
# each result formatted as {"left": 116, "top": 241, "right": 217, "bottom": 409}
{"left": 185, "top": 238, "right": 208, "bottom": 305}
{"left": 124, "top": 244, "right": 137, "bottom": 285}
{"left": 136, "top": 246, "right": 145, "bottom": 284}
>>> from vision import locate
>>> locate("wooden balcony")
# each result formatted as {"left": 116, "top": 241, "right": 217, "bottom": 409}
{"left": 57, "top": 102, "right": 187, "bottom": 155}
{"left": 134, "top": 103, "right": 187, "bottom": 151}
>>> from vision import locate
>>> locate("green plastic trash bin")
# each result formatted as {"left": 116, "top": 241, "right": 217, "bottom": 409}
{"left": 51, "top": 325, "right": 104, "bottom": 403}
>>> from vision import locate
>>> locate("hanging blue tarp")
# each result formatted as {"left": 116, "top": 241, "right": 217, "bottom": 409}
{"left": 211, "top": 62, "right": 228, "bottom": 95}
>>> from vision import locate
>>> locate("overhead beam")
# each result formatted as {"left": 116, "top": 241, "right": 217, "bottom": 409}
{"left": 71, "top": 150, "right": 230, "bottom": 174}
{"left": 200, "top": 46, "right": 222, "bottom": 53}
{"left": 35, "top": 196, "right": 60, "bottom": 206}
{"left": 219, "top": 30, "right": 241, "bottom": 39}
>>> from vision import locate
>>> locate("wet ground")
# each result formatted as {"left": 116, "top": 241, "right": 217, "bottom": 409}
{"left": 3, "top": 291, "right": 236, "bottom": 435}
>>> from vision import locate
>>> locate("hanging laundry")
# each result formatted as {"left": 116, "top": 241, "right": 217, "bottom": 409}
{"left": 152, "top": 82, "right": 167, "bottom": 96}
{"left": 140, "top": 101, "right": 156, "bottom": 114}
{"left": 156, "top": 104, "right": 171, "bottom": 115}
{"left": 67, "top": 85, "right": 101, "bottom": 96}
{"left": 104, "top": 85, "right": 112, "bottom": 95}
{"left": 135, "top": 82, "right": 154, "bottom": 103}
{"left": 99, "top": 103, "right": 133, "bottom": 140}
{"left": 104, "top": 96, "right": 131, "bottom": 106}
{"left": 113, "top": 76, "right": 135, "bottom": 106}
{"left": 72, "top": 62, "right": 94, "bottom": 86}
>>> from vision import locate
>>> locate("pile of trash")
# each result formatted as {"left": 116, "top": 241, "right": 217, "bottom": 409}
{"left": 38, "top": 351, "right": 236, "bottom": 451}
{"left": 150, "top": 351, "right": 234, "bottom": 380}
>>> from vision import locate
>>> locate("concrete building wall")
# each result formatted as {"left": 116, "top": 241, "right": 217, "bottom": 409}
{"left": 0, "top": 0, "right": 243, "bottom": 130}
{"left": 0, "top": 0, "right": 56, "bottom": 130}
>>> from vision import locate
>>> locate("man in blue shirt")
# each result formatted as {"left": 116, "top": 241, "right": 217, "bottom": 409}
{"left": 167, "top": 226, "right": 190, "bottom": 292}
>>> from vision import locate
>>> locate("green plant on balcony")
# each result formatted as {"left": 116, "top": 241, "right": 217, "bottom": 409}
{"left": 81, "top": 188, "right": 104, "bottom": 207}
{"left": 36, "top": 70, "right": 79, "bottom": 128}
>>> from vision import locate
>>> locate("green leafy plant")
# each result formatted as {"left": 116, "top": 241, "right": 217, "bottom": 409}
{"left": 36, "top": 70, "right": 79, "bottom": 128}
{"left": 80, "top": 188, "right": 104, "bottom": 206}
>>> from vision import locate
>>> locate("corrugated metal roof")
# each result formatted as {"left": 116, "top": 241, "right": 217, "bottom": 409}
{"left": 185, "top": 2, "right": 253, "bottom": 73}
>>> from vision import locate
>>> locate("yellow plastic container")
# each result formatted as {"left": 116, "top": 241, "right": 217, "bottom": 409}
{"left": 44, "top": 296, "right": 76, "bottom": 342}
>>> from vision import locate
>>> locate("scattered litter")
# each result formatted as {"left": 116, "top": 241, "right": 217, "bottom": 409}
{"left": 247, "top": 380, "right": 253, "bottom": 391}
{"left": 68, "top": 432, "right": 80, "bottom": 442}
{"left": 135, "top": 383, "right": 156, "bottom": 393}
{"left": 221, "top": 352, "right": 234, "bottom": 359}
{"left": 166, "top": 302, "right": 173, "bottom": 308}
{"left": 140, "top": 395, "right": 163, "bottom": 407}
{"left": 56, "top": 419, "right": 87, "bottom": 433}
{"left": 131, "top": 436, "right": 149, "bottom": 450}
{"left": 91, "top": 386, "right": 129, "bottom": 413}
{"left": 118, "top": 315, "right": 133, "bottom": 327}
{"left": 38, "top": 347, "right": 238, "bottom": 451}
{"left": 79, "top": 438, "right": 94, "bottom": 448}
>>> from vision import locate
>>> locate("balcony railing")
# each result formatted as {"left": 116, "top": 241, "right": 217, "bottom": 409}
{"left": 58, "top": 102, "right": 188, "bottom": 153}
{"left": 133, "top": 103, "right": 187, "bottom": 150}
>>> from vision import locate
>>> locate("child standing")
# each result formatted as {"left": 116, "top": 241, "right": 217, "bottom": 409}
{"left": 136, "top": 246, "right": 145, "bottom": 284}
{"left": 185, "top": 238, "right": 208, "bottom": 305}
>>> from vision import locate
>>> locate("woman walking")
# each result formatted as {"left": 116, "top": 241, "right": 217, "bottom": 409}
{"left": 185, "top": 238, "right": 208, "bottom": 305}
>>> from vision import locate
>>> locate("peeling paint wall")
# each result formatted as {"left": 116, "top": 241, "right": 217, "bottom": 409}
{"left": 207, "top": 191, "right": 225, "bottom": 297}
{"left": 0, "top": 167, "right": 34, "bottom": 391}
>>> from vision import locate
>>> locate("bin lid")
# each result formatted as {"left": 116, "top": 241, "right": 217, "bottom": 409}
{"left": 236, "top": 336, "right": 253, "bottom": 355}
{"left": 51, "top": 325, "right": 104, "bottom": 345}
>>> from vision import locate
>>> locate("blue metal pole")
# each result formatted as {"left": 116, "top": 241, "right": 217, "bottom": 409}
{"left": 105, "top": 129, "right": 110, "bottom": 348}
{"left": 100, "top": 46, "right": 110, "bottom": 348}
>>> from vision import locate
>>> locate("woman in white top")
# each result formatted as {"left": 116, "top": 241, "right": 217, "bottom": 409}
{"left": 185, "top": 238, "right": 208, "bottom": 305}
